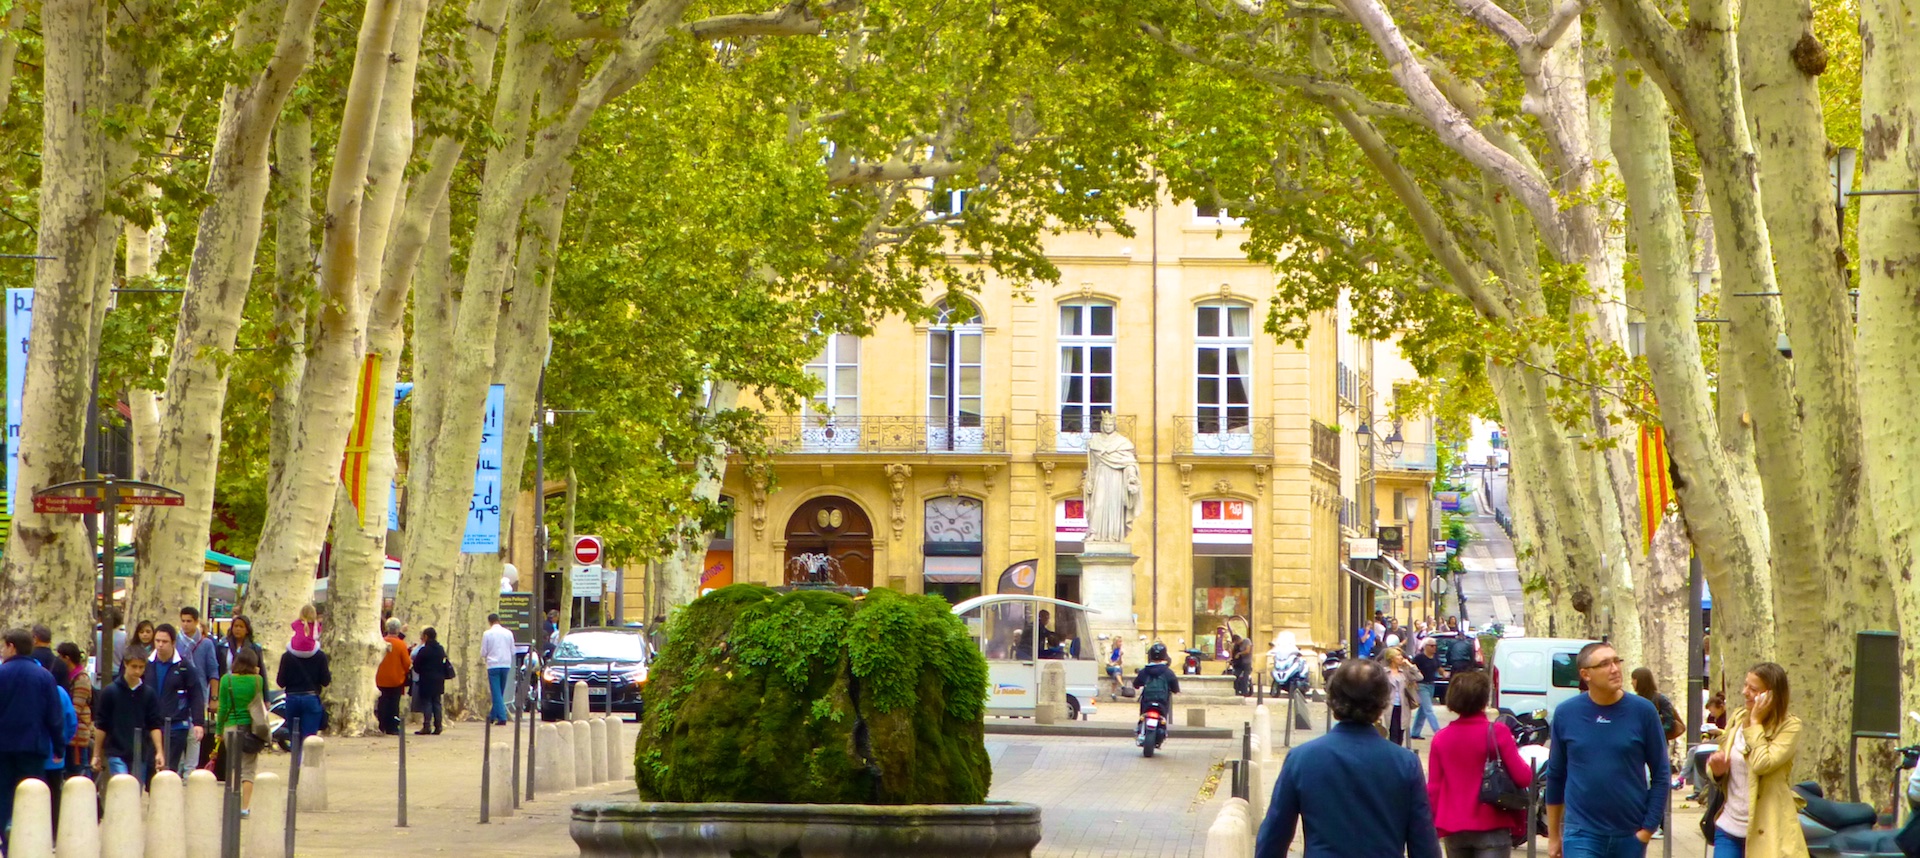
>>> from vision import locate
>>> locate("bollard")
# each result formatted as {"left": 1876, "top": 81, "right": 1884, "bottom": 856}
{"left": 1204, "top": 804, "right": 1247, "bottom": 858}
{"left": 488, "top": 742, "right": 515, "bottom": 819}
{"left": 1252, "top": 703, "right": 1273, "bottom": 760}
{"left": 285, "top": 718, "right": 301, "bottom": 858}
{"left": 147, "top": 770, "right": 187, "bottom": 858}
{"left": 535, "top": 722, "right": 564, "bottom": 792}
{"left": 1291, "top": 687, "right": 1312, "bottom": 731}
{"left": 590, "top": 718, "right": 609, "bottom": 783}
{"left": 223, "top": 730, "right": 244, "bottom": 858}
{"left": 526, "top": 665, "right": 540, "bottom": 803}
{"left": 482, "top": 718, "right": 494, "bottom": 823}
{"left": 245, "top": 772, "right": 286, "bottom": 858}
{"left": 57, "top": 775, "right": 99, "bottom": 858}
{"left": 572, "top": 680, "right": 590, "bottom": 722}
{"left": 1247, "top": 756, "right": 1267, "bottom": 822}
{"left": 554, "top": 721, "right": 577, "bottom": 790}
{"left": 297, "top": 736, "right": 328, "bottom": 812}
{"left": 605, "top": 715, "right": 627, "bottom": 781}
{"left": 511, "top": 663, "right": 525, "bottom": 809}
{"left": 572, "top": 720, "right": 594, "bottom": 785}
{"left": 397, "top": 699, "right": 410, "bottom": 827}
{"left": 101, "top": 774, "right": 145, "bottom": 858}
{"left": 185, "top": 770, "right": 222, "bottom": 857}
{"left": 1219, "top": 797, "right": 1253, "bottom": 858}
{"left": 9, "top": 778, "right": 53, "bottom": 858}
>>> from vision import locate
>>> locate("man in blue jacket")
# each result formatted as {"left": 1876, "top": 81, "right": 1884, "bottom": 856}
{"left": 148, "top": 624, "right": 206, "bottom": 774}
{"left": 1255, "top": 658, "right": 1441, "bottom": 858}
{"left": 0, "top": 628, "right": 66, "bottom": 852}
{"left": 1544, "top": 642, "right": 1671, "bottom": 858}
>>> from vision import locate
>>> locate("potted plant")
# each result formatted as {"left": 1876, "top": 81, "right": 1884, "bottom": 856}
{"left": 572, "top": 584, "right": 1040, "bottom": 857}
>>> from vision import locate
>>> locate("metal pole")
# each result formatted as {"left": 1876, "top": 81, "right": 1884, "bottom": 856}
{"left": 510, "top": 662, "right": 523, "bottom": 809}
{"left": 480, "top": 717, "right": 492, "bottom": 823}
{"left": 98, "top": 480, "right": 115, "bottom": 686}
{"left": 285, "top": 718, "right": 302, "bottom": 858}
{"left": 221, "top": 728, "right": 242, "bottom": 858}
{"left": 526, "top": 662, "right": 540, "bottom": 802}
{"left": 1284, "top": 689, "right": 1295, "bottom": 748}
{"left": 1686, "top": 552, "right": 1704, "bottom": 747}
{"left": 397, "top": 698, "right": 410, "bottom": 827}
{"left": 1663, "top": 785, "right": 1673, "bottom": 858}
{"left": 606, "top": 660, "right": 614, "bottom": 717}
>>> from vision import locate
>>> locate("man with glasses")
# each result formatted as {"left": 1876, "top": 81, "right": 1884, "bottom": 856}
{"left": 1544, "top": 642, "right": 1671, "bottom": 858}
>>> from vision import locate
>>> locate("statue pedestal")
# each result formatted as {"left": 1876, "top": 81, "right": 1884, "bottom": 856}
{"left": 1078, "top": 549, "right": 1139, "bottom": 663}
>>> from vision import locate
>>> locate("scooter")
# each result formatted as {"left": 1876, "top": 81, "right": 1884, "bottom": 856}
{"left": 1182, "top": 649, "right": 1206, "bottom": 676}
{"left": 1499, "top": 708, "right": 1552, "bottom": 835}
{"left": 1795, "top": 726, "right": 1920, "bottom": 856}
{"left": 1137, "top": 702, "right": 1169, "bottom": 757}
{"left": 1319, "top": 648, "right": 1346, "bottom": 686}
{"left": 1271, "top": 649, "right": 1312, "bottom": 699}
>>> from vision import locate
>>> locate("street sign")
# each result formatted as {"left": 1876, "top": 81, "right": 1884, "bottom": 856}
{"left": 1434, "top": 577, "right": 1451, "bottom": 596}
{"left": 571, "top": 564, "right": 603, "bottom": 600}
{"left": 1349, "top": 538, "right": 1380, "bottom": 560}
{"left": 572, "top": 535, "right": 603, "bottom": 566}
{"left": 1401, "top": 572, "right": 1421, "bottom": 592}
{"left": 117, "top": 494, "right": 185, "bottom": 507}
{"left": 33, "top": 495, "right": 101, "bottom": 514}
{"left": 497, "top": 591, "right": 535, "bottom": 645}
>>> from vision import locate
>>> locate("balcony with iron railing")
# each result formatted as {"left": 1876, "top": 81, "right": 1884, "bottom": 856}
{"left": 1375, "top": 441, "right": 1438, "bottom": 472}
{"left": 1312, "top": 420, "right": 1340, "bottom": 469}
{"left": 766, "top": 415, "right": 1007, "bottom": 454}
{"left": 1173, "top": 415, "right": 1274, "bottom": 457}
{"left": 1037, "top": 413, "right": 1139, "bottom": 454}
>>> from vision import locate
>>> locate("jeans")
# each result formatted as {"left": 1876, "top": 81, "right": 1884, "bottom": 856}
{"left": 1562, "top": 826, "right": 1649, "bottom": 858}
{"left": 105, "top": 755, "right": 135, "bottom": 778}
{"left": 1711, "top": 829, "right": 1745, "bottom": 858}
{"left": 489, "top": 667, "right": 511, "bottom": 723}
{"left": 376, "top": 686, "right": 404, "bottom": 733}
{"left": 1444, "top": 829, "right": 1513, "bottom": 858}
{"left": 163, "top": 725, "right": 192, "bottom": 773}
{"left": 1414, "top": 682, "right": 1442, "bottom": 738}
{"left": 415, "top": 693, "right": 443, "bottom": 733}
{"left": 283, "top": 692, "right": 325, "bottom": 739}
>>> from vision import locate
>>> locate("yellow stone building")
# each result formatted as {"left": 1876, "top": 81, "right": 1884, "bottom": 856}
{"left": 702, "top": 198, "right": 1436, "bottom": 657}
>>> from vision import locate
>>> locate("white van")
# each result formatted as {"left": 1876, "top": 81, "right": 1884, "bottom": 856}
{"left": 1491, "top": 637, "right": 1598, "bottom": 716}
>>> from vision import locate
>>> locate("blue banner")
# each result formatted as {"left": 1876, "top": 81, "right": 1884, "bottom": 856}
{"left": 462, "top": 384, "right": 506, "bottom": 553}
{"left": 389, "top": 480, "right": 400, "bottom": 532}
{"left": 6, "top": 288, "right": 30, "bottom": 516}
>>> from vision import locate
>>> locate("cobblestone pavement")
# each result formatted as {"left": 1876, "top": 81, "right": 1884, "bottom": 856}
{"left": 987, "top": 733, "right": 1235, "bottom": 857}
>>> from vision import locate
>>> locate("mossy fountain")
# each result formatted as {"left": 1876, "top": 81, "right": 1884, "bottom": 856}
{"left": 571, "top": 583, "right": 1041, "bottom": 857}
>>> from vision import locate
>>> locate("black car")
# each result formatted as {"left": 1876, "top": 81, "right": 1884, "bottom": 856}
{"left": 539, "top": 628, "right": 652, "bottom": 721}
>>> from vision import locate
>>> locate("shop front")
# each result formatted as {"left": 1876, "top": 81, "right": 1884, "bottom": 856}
{"left": 1191, "top": 498, "right": 1253, "bottom": 659}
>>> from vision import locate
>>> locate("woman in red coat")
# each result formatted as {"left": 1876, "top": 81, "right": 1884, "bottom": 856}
{"left": 1425, "top": 670, "right": 1533, "bottom": 857}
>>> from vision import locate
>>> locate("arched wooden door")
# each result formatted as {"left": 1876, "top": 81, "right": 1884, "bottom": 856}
{"left": 783, "top": 496, "right": 875, "bottom": 588}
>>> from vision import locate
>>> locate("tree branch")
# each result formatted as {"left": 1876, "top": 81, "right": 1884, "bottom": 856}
{"left": 826, "top": 159, "right": 969, "bottom": 188}
{"left": 684, "top": 0, "right": 850, "bottom": 39}
{"left": 1139, "top": 21, "right": 1431, "bottom": 127}
{"left": 1450, "top": 0, "right": 1532, "bottom": 52}
{"left": 550, "top": 9, "right": 620, "bottom": 40}
{"left": 1533, "top": 0, "right": 1587, "bottom": 51}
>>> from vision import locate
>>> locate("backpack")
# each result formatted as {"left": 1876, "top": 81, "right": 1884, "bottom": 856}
{"left": 1139, "top": 670, "right": 1173, "bottom": 702}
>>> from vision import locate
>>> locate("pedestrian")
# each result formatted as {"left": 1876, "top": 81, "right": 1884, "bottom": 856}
{"left": 1411, "top": 638, "right": 1445, "bottom": 740}
{"left": 1255, "top": 659, "right": 1441, "bottom": 858}
{"left": 177, "top": 607, "right": 224, "bottom": 768}
{"left": 375, "top": 618, "right": 412, "bottom": 735}
{"left": 0, "top": 628, "right": 65, "bottom": 853}
{"left": 44, "top": 675, "right": 76, "bottom": 839}
{"left": 119, "top": 620, "right": 156, "bottom": 672}
{"left": 1704, "top": 663, "right": 1807, "bottom": 858}
{"left": 1231, "top": 634, "right": 1253, "bottom": 696}
{"left": 1630, "top": 668, "right": 1684, "bottom": 744}
{"left": 91, "top": 654, "right": 165, "bottom": 785}
{"left": 28, "top": 624, "right": 67, "bottom": 690}
{"left": 214, "top": 648, "right": 268, "bottom": 815}
{"left": 147, "top": 623, "right": 208, "bottom": 773}
{"left": 1380, "top": 647, "right": 1421, "bottom": 745}
{"left": 1706, "top": 692, "right": 1728, "bottom": 733}
{"left": 1357, "top": 625, "right": 1378, "bottom": 660}
{"left": 1427, "top": 670, "right": 1532, "bottom": 857}
{"left": 411, "top": 628, "right": 450, "bottom": 735}
{"left": 221, "top": 615, "right": 266, "bottom": 686}
{"left": 57, "top": 643, "right": 92, "bottom": 777}
{"left": 1543, "top": 642, "right": 1670, "bottom": 858}
{"left": 1105, "top": 636, "right": 1124, "bottom": 701}
{"left": 276, "top": 617, "right": 331, "bottom": 739}
{"left": 482, "top": 613, "right": 515, "bottom": 726}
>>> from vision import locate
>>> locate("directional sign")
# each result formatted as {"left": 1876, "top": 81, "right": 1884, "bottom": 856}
{"left": 1401, "top": 572, "right": 1421, "bottom": 592}
{"left": 572, "top": 535, "right": 604, "bottom": 566}
{"left": 33, "top": 495, "right": 101, "bottom": 514}
{"left": 117, "top": 494, "right": 185, "bottom": 507}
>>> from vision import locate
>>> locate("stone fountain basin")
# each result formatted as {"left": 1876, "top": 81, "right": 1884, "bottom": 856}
{"left": 570, "top": 800, "right": 1042, "bottom": 858}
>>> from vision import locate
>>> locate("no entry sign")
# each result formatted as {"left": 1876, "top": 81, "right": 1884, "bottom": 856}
{"left": 572, "top": 535, "right": 603, "bottom": 566}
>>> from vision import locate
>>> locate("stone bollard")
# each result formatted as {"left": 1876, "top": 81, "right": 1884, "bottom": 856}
{"left": 1034, "top": 661, "right": 1067, "bottom": 725}
{"left": 56, "top": 776, "right": 100, "bottom": 858}
{"left": 571, "top": 681, "right": 591, "bottom": 719}
{"left": 1187, "top": 707, "right": 1208, "bottom": 727}
{"left": 572, "top": 720, "right": 594, "bottom": 785}
{"left": 589, "top": 719, "right": 609, "bottom": 783}
{"left": 101, "top": 774, "right": 145, "bottom": 858}
{"left": 535, "top": 722, "right": 564, "bottom": 792}
{"left": 146, "top": 770, "right": 187, "bottom": 858}
{"left": 1204, "top": 801, "right": 1250, "bottom": 858}
{"left": 554, "top": 721, "right": 578, "bottom": 789}
{"left": 185, "top": 770, "right": 222, "bottom": 857}
{"left": 297, "top": 736, "right": 329, "bottom": 812}
{"left": 1247, "top": 757, "right": 1267, "bottom": 823}
{"left": 488, "top": 742, "right": 514, "bottom": 818}
{"left": 1251, "top": 704, "right": 1273, "bottom": 761}
{"left": 246, "top": 772, "right": 286, "bottom": 858}
{"left": 604, "top": 716, "right": 627, "bottom": 781}
{"left": 8, "top": 777, "right": 53, "bottom": 858}
{"left": 1217, "top": 797, "right": 1252, "bottom": 858}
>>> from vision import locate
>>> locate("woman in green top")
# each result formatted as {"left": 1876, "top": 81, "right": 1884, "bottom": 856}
{"left": 217, "top": 648, "right": 267, "bottom": 813}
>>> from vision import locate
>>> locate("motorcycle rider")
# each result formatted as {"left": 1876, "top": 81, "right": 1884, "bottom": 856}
{"left": 1132, "top": 642, "right": 1182, "bottom": 725}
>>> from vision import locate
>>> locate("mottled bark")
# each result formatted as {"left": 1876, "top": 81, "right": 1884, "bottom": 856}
{"left": 265, "top": 112, "right": 314, "bottom": 525}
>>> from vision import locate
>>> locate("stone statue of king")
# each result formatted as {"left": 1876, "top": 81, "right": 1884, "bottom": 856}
{"left": 1083, "top": 412, "right": 1141, "bottom": 552}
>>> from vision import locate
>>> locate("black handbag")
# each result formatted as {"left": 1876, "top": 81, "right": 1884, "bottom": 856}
{"left": 1699, "top": 775, "right": 1727, "bottom": 842}
{"left": 1479, "top": 723, "right": 1530, "bottom": 811}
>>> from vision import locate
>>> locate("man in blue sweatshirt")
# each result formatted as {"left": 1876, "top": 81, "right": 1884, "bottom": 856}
{"left": 1544, "top": 642, "right": 1671, "bottom": 858}
{"left": 0, "top": 628, "right": 66, "bottom": 853}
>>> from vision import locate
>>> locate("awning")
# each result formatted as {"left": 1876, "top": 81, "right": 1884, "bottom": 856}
{"left": 924, "top": 555, "right": 983, "bottom": 585}
{"left": 1342, "top": 564, "right": 1390, "bottom": 592}
{"left": 1383, "top": 554, "right": 1412, "bottom": 579}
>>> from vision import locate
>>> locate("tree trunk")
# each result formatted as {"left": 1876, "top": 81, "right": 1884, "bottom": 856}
{"left": 656, "top": 383, "right": 740, "bottom": 612}
{"left": 265, "top": 111, "right": 314, "bottom": 521}
{"left": 0, "top": 0, "right": 108, "bottom": 642}
{"left": 133, "top": 0, "right": 325, "bottom": 631}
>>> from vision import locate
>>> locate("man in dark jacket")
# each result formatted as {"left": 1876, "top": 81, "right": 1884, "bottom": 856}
{"left": 147, "top": 624, "right": 205, "bottom": 773}
{"left": 1255, "top": 659, "right": 1441, "bottom": 858}
{"left": 28, "top": 624, "right": 68, "bottom": 692}
{"left": 0, "top": 628, "right": 66, "bottom": 852}
{"left": 91, "top": 653, "right": 165, "bottom": 785}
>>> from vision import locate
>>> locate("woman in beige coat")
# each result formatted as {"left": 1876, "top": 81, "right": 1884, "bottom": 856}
{"left": 1707, "top": 662, "right": 1808, "bottom": 858}
{"left": 1377, "top": 647, "right": 1423, "bottom": 745}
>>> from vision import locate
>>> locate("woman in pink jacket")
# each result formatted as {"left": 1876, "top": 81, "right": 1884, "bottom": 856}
{"left": 1425, "top": 670, "right": 1534, "bottom": 857}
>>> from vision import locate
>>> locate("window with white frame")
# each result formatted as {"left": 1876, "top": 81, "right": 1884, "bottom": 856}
{"left": 804, "top": 333, "right": 860, "bottom": 417}
{"left": 1059, "top": 301, "right": 1115, "bottom": 434}
{"left": 929, "top": 299, "right": 985, "bottom": 450}
{"left": 1195, "top": 303, "right": 1252, "bottom": 434}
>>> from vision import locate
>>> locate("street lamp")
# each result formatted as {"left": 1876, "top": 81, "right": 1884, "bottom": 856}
{"left": 1355, "top": 418, "right": 1406, "bottom": 459}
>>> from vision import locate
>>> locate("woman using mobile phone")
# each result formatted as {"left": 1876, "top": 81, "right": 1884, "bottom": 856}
{"left": 1705, "top": 663, "right": 1808, "bottom": 857}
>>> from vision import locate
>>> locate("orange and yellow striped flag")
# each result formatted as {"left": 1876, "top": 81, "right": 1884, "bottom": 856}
{"left": 340, "top": 354, "right": 381, "bottom": 526}
{"left": 1638, "top": 419, "right": 1674, "bottom": 551}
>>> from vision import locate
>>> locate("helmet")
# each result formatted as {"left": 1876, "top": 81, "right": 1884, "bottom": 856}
{"left": 1147, "top": 642, "right": 1170, "bottom": 662}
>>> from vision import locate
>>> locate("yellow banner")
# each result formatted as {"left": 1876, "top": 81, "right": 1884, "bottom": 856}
{"left": 1638, "top": 422, "right": 1673, "bottom": 551}
{"left": 340, "top": 354, "right": 381, "bottom": 527}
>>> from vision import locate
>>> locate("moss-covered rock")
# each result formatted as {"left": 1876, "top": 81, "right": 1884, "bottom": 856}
{"left": 635, "top": 584, "right": 991, "bottom": 804}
